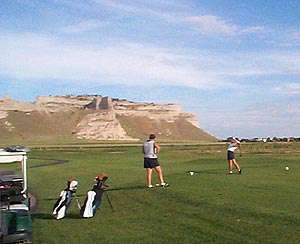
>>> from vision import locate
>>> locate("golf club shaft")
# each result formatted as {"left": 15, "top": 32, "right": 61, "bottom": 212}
{"left": 75, "top": 198, "right": 81, "bottom": 210}
{"left": 105, "top": 192, "right": 114, "bottom": 211}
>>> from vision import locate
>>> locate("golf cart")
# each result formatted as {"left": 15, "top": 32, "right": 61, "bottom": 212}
{"left": 0, "top": 148, "right": 32, "bottom": 243}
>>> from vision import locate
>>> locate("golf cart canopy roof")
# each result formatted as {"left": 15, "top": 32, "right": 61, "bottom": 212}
{"left": 0, "top": 149, "right": 28, "bottom": 194}
{"left": 0, "top": 150, "right": 27, "bottom": 163}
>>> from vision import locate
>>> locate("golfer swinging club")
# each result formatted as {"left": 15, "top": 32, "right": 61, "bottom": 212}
{"left": 143, "top": 134, "right": 169, "bottom": 188}
{"left": 227, "top": 137, "right": 242, "bottom": 174}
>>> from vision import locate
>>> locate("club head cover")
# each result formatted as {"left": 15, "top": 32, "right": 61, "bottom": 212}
{"left": 67, "top": 179, "right": 78, "bottom": 192}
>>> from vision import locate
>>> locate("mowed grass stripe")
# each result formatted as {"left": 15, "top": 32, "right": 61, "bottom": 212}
{"left": 16, "top": 145, "right": 300, "bottom": 243}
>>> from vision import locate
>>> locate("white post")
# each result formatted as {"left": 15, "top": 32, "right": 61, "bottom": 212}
{"left": 21, "top": 155, "right": 27, "bottom": 195}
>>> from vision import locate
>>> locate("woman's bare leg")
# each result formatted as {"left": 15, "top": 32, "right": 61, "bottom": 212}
{"left": 232, "top": 159, "right": 240, "bottom": 171}
{"left": 154, "top": 166, "right": 164, "bottom": 184}
{"left": 146, "top": 168, "right": 153, "bottom": 186}
{"left": 228, "top": 160, "right": 234, "bottom": 173}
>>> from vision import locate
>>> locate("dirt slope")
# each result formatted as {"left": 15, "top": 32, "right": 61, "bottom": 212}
{"left": 0, "top": 96, "right": 217, "bottom": 142}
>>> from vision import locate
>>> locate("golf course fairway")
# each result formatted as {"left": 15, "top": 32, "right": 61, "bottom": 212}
{"left": 24, "top": 143, "right": 300, "bottom": 243}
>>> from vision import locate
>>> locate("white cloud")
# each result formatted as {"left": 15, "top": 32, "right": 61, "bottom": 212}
{"left": 289, "top": 31, "right": 300, "bottom": 42}
{"left": 196, "top": 100, "right": 300, "bottom": 138}
{"left": 97, "top": 0, "right": 187, "bottom": 14}
{"left": 240, "top": 26, "right": 265, "bottom": 34}
{"left": 93, "top": 0, "right": 176, "bottom": 22}
{"left": 185, "top": 15, "right": 264, "bottom": 36}
{"left": 60, "top": 20, "right": 105, "bottom": 33}
{"left": 94, "top": 1, "right": 264, "bottom": 37}
{"left": 274, "top": 83, "right": 300, "bottom": 95}
{"left": 266, "top": 30, "right": 300, "bottom": 48}
{"left": 55, "top": 1, "right": 265, "bottom": 38}
{"left": 268, "top": 53, "right": 300, "bottom": 74}
{"left": 0, "top": 32, "right": 220, "bottom": 88}
{"left": 185, "top": 15, "right": 238, "bottom": 36}
{"left": 215, "top": 51, "right": 300, "bottom": 77}
{"left": 1, "top": 32, "right": 299, "bottom": 90}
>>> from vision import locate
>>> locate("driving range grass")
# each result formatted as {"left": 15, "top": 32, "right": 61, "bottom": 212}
{"left": 25, "top": 144, "right": 299, "bottom": 243}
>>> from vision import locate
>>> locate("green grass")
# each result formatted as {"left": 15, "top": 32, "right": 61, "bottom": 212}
{"left": 5, "top": 144, "right": 300, "bottom": 243}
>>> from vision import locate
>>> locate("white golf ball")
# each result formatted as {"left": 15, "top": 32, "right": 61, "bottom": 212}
{"left": 285, "top": 166, "right": 289, "bottom": 171}
{"left": 190, "top": 171, "right": 195, "bottom": 176}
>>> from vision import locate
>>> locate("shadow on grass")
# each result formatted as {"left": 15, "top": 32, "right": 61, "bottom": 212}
{"left": 107, "top": 185, "right": 145, "bottom": 192}
{"left": 43, "top": 197, "right": 65, "bottom": 201}
{"left": 31, "top": 213, "right": 54, "bottom": 220}
{"left": 29, "top": 157, "right": 69, "bottom": 168}
{"left": 32, "top": 213, "right": 82, "bottom": 220}
{"left": 184, "top": 170, "right": 224, "bottom": 175}
{"left": 42, "top": 185, "right": 144, "bottom": 201}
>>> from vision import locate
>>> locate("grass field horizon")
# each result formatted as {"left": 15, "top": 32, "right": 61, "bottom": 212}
{"left": 2, "top": 143, "right": 299, "bottom": 243}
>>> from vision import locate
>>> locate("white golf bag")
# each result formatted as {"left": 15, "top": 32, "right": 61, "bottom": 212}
{"left": 52, "top": 180, "right": 78, "bottom": 220}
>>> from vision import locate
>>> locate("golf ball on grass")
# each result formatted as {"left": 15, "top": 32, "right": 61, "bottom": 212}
{"left": 189, "top": 171, "right": 195, "bottom": 176}
{"left": 285, "top": 166, "right": 289, "bottom": 171}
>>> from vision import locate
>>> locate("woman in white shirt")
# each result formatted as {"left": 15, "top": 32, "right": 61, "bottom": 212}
{"left": 227, "top": 137, "right": 242, "bottom": 174}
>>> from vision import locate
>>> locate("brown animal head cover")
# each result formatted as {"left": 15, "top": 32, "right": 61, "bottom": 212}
{"left": 95, "top": 173, "right": 108, "bottom": 182}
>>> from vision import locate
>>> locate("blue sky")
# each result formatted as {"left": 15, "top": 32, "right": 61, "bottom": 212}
{"left": 0, "top": 0, "right": 300, "bottom": 138}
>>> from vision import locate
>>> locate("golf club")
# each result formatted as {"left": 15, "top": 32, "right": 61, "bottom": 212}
{"left": 105, "top": 191, "right": 114, "bottom": 212}
{"left": 75, "top": 197, "right": 81, "bottom": 210}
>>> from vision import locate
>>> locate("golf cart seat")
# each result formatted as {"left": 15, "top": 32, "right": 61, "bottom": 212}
{"left": 7, "top": 204, "right": 29, "bottom": 211}
{"left": 0, "top": 174, "right": 23, "bottom": 181}
{"left": 0, "top": 175, "right": 24, "bottom": 203}
{"left": 0, "top": 171, "right": 15, "bottom": 176}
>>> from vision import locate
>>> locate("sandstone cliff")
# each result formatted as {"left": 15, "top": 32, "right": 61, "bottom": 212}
{"left": 0, "top": 95, "right": 216, "bottom": 141}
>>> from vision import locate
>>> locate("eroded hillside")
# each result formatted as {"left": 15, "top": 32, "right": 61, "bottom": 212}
{"left": 0, "top": 95, "right": 216, "bottom": 142}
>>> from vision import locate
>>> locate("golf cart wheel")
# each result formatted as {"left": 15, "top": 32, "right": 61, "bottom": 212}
{"left": 2, "top": 232, "right": 32, "bottom": 244}
{"left": 14, "top": 238, "right": 32, "bottom": 244}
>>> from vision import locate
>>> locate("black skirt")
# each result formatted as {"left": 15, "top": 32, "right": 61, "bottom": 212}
{"left": 144, "top": 158, "right": 160, "bottom": 168}
{"left": 227, "top": 151, "right": 235, "bottom": 160}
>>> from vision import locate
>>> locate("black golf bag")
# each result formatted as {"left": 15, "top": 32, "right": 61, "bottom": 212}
{"left": 80, "top": 174, "right": 108, "bottom": 218}
{"left": 52, "top": 180, "right": 78, "bottom": 220}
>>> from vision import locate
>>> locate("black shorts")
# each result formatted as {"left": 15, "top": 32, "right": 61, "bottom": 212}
{"left": 227, "top": 151, "right": 235, "bottom": 160}
{"left": 144, "top": 158, "right": 160, "bottom": 168}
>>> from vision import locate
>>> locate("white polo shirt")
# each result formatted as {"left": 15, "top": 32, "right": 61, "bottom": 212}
{"left": 227, "top": 143, "right": 238, "bottom": 152}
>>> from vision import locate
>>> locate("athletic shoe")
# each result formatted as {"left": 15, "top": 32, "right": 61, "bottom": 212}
{"left": 148, "top": 185, "right": 154, "bottom": 188}
{"left": 238, "top": 169, "right": 242, "bottom": 174}
{"left": 160, "top": 182, "right": 169, "bottom": 187}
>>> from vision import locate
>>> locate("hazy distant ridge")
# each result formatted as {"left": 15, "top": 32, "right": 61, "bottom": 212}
{"left": 0, "top": 95, "right": 216, "bottom": 142}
